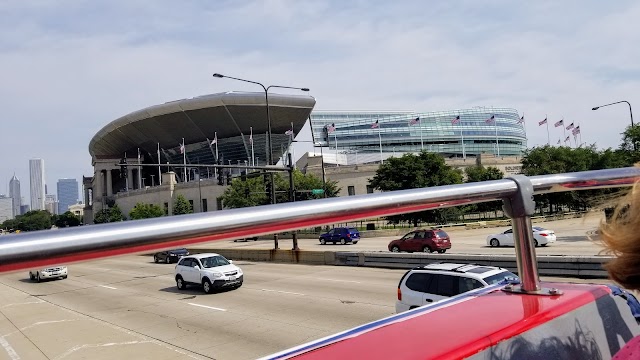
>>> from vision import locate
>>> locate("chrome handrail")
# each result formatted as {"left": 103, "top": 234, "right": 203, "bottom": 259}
{"left": 1, "top": 167, "right": 638, "bottom": 291}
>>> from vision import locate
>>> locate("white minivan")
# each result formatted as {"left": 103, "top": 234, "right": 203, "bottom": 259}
{"left": 395, "top": 263, "right": 517, "bottom": 313}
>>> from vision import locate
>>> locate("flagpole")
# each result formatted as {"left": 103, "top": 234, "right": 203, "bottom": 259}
{"left": 214, "top": 132, "right": 219, "bottom": 178}
{"left": 182, "top": 138, "right": 187, "bottom": 182}
{"left": 378, "top": 120, "right": 383, "bottom": 164}
{"left": 250, "top": 127, "right": 255, "bottom": 167}
{"left": 157, "top": 143, "right": 162, "bottom": 185}
{"left": 494, "top": 117, "right": 499, "bottom": 157}
{"left": 562, "top": 120, "right": 566, "bottom": 147}
{"left": 137, "top": 148, "right": 142, "bottom": 189}
{"left": 460, "top": 120, "right": 466, "bottom": 159}
{"left": 546, "top": 116, "right": 550, "bottom": 145}
{"left": 335, "top": 132, "right": 338, "bottom": 165}
{"left": 419, "top": 121, "right": 424, "bottom": 151}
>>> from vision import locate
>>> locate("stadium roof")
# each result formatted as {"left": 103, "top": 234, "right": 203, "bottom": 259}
{"left": 89, "top": 91, "right": 316, "bottom": 159}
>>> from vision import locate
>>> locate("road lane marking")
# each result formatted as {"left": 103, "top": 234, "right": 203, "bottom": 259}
{"left": 0, "top": 336, "right": 19, "bottom": 360}
{"left": 99, "top": 285, "right": 117, "bottom": 290}
{"left": 317, "top": 278, "right": 361, "bottom": 284}
{"left": 54, "top": 340, "right": 153, "bottom": 360}
{"left": 0, "top": 300, "right": 44, "bottom": 309}
{"left": 260, "top": 289, "right": 305, "bottom": 296}
{"left": 187, "top": 303, "right": 226, "bottom": 312}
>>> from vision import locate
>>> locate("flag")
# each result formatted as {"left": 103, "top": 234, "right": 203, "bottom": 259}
{"left": 409, "top": 117, "right": 420, "bottom": 126}
{"left": 538, "top": 117, "right": 548, "bottom": 126}
{"left": 554, "top": 119, "right": 564, "bottom": 127}
{"left": 518, "top": 115, "right": 525, "bottom": 124}
{"left": 572, "top": 126, "right": 581, "bottom": 135}
{"left": 485, "top": 115, "right": 495, "bottom": 124}
{"left": 179, "top": 142, "right": 185, "bottom": 154}
{"left": 566, "top": 122, "right": 575, "bottom": 130}
{"left": 371, "top": 120, "right": 380, "bottom": 129}
{"left": 565, "top": 135, "right": 570, "bottom": 142}
{"left": 285, "top": 129, "right": 293, "bottom": 136}
{"left": 249, "top": 127, "right": 253, "bottom": 145}
{"left": 210, "top": 133, "right": 217, "bottom": 145}
{"left": 451, "top": 115, "right": 461, "bottom": 125}
{"left": 327, "top": 123, "right": 336, "bottom": 133}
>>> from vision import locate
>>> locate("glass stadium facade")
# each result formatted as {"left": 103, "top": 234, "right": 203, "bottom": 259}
{"left": 309, "top": 107, "right": 526, "bottom": 164}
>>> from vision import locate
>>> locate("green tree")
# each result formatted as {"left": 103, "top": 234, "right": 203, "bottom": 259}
{"left": 220, "top": 170, "right": 340, "bottom": 209}
{"left": 369, "top": 151, "right": 463, "bottom": 226}
{"left": 464, "top": 165, "right": 504, "bottom": 215}
{"left": 53, "top": 211, "right": 82, "bottom": 227}
{"left": 94, "top": 204, "right": 126, "bottom": 223}
{"left": 619, "top": 124, "right": 640, "bottom": 165}
{"left": 129, "top": 203, "right": 165, "bottom": 220}
{"left": 4, "top": 210, "right": 53, "bottom": 231}
{"left": 173, "top": 194, "right": 193, "bottom": 215}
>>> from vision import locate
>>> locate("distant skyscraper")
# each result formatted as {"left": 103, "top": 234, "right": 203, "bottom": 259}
{"left": 20, "top": 204, "right": 29, "bottom": 215}
{"left": 9, "top": 174, "right": 20, "bottom": 217}
{"left": 57, "top": 178, "right": 78, "bottom": 214}
{"left": 0, "top": 195, "right": 13, "bottom": 222}
{"left": 29, "top": 159, "right": 45, "bottom": 211}
{"left": 45, "top": 194, "right": 57, "bottom": 215}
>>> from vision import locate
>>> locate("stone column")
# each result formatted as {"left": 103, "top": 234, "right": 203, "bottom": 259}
{"left": 163, "top": 172, "right": 177, "bottom": 215}
{"left": 106, "top": 170, "right": 113, "bottom": 196}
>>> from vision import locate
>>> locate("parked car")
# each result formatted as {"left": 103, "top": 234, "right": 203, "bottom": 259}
{"left": 234, "top": 237, "right": 258, "bottom": 242}
{"left": 154, "top": 248, "right": 190, "bottom": 263}
{"left": 395, "top": 263, "right": 518, "bottom": 313}
{"left": 486, "top": 226, "right": 556, "bottom": 247}
{"left": 388, "top": 229, "right": 451, "bottom": 253}
{"left": 319, "top": 227, "right": 360, "bottom": 245}
{"left": 174, "top": 253, "right": 243, "bottom": 293}
{"left": 29, "top": 266, "right": 68, "bottom": 282}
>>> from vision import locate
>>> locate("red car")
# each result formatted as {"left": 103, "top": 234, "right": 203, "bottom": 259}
{"left": 388, "top": 229, "right": 451, "bottom": 253}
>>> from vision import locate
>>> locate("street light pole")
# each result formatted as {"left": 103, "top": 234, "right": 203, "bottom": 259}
{"left": 592, "top": 100, "right": 634, "bottom": 127}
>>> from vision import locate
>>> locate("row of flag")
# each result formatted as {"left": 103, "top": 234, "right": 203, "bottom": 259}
{"left": 175, "top": 124, "right": 297, "bottom": 153}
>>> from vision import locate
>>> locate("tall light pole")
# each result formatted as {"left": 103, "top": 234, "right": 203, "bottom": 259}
{"left": 592, "top": 100, "right": 634, "bottom": 127}
{"left": 212, "top": 73, "right": 309, "bottom": 165}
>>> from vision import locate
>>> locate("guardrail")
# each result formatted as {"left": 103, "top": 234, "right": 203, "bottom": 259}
{"left": 0, "top": 167, "right": 638, "bottom": 294}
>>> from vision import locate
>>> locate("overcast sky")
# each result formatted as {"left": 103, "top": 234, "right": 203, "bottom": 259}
{"left": 1, "top": 1, "right": 639, "bottom": 203}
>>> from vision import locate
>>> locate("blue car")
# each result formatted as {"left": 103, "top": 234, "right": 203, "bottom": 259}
{"left": 319, "top": 227, "right": 360, "bottom": 245}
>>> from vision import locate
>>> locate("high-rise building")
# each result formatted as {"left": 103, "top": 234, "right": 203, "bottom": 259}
{"left": 29, "top": 159, "right": 45, "bottom": 210}
{"left": 20, "top": 204, "right": 30, "bottom": 215}
{"left": 0, "top": 195, "right": 13, "bottom": 222}
{"left": 45, "top": 194, "right": 57, "bottom": 215}
{"left": 57, "top": 179, "right": 79, "bottom": 214}
{"left": 9, "top": 174, "right": 20, "bottom": 217}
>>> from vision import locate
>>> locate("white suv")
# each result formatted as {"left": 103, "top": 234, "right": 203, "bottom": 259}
{"left": 174, "top": 253, "right": 243, "bottom": 294}
{"left": 395, "top": 263, "right": 518, "bottom": 313}
{"left": 29, "top": 266, "right": 68, "bottom": 282}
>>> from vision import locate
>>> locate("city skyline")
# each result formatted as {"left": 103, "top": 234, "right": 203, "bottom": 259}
{"left": 29, "top": 159, "right": 45, "bottom": 211}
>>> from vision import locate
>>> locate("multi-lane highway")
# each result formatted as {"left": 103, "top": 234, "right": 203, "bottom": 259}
{"left": 0, "top": 215, "right": 612, "bottom": 359}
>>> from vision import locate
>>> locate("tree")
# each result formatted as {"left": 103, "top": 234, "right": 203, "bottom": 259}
{"left": 2, "top": 210, "right": 53, "bottom": 231}
{"left": 173, "top": 194, "right": 193, "bottom": 215}
{"left": 220, "top": 170, "right": 340, "bottom": 209}
{"left": 94, "top": 204, "right": 126, "bottom": 223}
{"left": 619, "top": 125, "right": 640, "bottom": 165}
{"left": 369, "top": 152, "right": 463, "bottom": 226}
{"left": 54, "top": 211, "right": 82, "bottom": 227}
{"left": 464, "top": 165, "right": 504, "bottom": 215}
{"left": 129, "top": 203, "right": 165, "bottom": 220}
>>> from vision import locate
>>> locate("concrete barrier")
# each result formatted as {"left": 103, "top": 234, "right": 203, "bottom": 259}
{"left": 186, "top": 247, "right": 612, "bottom": 278}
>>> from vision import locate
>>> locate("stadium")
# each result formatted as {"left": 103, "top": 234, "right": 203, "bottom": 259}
{"left": 84, "top": 92, "right": 525, "bottom": 223}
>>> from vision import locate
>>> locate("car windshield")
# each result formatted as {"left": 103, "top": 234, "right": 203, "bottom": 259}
{"left": 200, "top": 256, "right": 230, "bottom": 268}
{"left": 435, "top": 230, "right": 448, "bottom": 238}
{"left": 483, "top": 271, "right": 518, "bottom": 285}
{"left": 348, "top": 227, "right": 358, "bottom": 233}
{"left": 533, "top": 227, "right": 547, "bottom": 232}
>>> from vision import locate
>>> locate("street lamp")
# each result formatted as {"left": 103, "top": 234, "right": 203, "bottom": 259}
{"left": 592, "top": 100, "right": 634, "bottom": 126}
{"left": 212, "top": 73, "right": 309, "bottom": 165}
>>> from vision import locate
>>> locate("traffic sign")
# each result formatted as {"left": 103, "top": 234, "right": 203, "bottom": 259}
{"left": 311, "top": 189, "right": 324, "bottom": 195}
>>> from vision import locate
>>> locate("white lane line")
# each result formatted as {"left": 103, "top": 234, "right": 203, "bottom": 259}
{"left": 187, "top": 303, "right": 227, "bottom": 312}
{"left": 0, "top": 336, "right": 19, "bottom": 360}
{"left": 317, "top": 278, "right": 361, "bottom": 284}
{"left": 54, "top": 340, "right": 153, "bottom": 360}
{"left": 0, "top": 300, "right": 44, "bottom": 309}
{"left": 98, "top": 285, "right": 117, "bottom": 290}
{"left": 260, "top": 289, "right": 305, "bottom": 296}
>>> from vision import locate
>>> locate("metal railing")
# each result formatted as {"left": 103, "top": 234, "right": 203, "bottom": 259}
{"left": 1, "top": 167, "right": 638, "bottom": 294}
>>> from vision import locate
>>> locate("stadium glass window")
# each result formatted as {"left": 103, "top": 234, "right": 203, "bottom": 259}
{"left": 348, "top": 186, "right": 356, "bottom": 196}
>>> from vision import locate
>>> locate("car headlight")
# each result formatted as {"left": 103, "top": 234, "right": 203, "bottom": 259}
{"left": 212, "top": 272, "right": 223, "bottom": 278}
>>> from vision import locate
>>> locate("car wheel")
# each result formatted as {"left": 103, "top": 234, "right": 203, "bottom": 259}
{"left": 352, "top": 241, "right": 358, "bottom": 245}
{"left": 490, "top": 239, "right": 500, "bottom": 247}
{"left": 29, "top": 272, "right": 35, "bottom": 281}
{"left": 235, "top": 282, "right": 243, "bottom": 289}
{"left": 391, "top": 246, "right": 400, "bottom": 252}
{"left": 541, "top": 243, "right": 547, "bottom": 247}
{"left": 534, "top": 239, "right": 539, "bottom": 247}
{"left": 438, "top": 250, "right": 446, "bottom": 254}
{"left": 320, "top": 238, "right": 326, "bottom": 245}
{"left": 422, "top": 246, "right": 432, "bottom": 253}
{"left": 176, "top": 276, "right": 186, "bottom": 290}
{"left": 36, "top": 272, "right": 41, "bottom": 283}
{"left": 340, "top": 238, "right": 346, "bottom": 245}
{"left": 154, "top": 255, "right": 159, "bottom": 263}
{"left": 165, "top": 257, "right": 171, "bottom": 264}
{"left": 202, "top": 279, "right": 213, "bottom": 294}
{"left": 62, "top": 275, "right": 68, "bottom": 279}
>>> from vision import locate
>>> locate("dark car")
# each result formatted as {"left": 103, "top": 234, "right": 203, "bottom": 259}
{"left": 319, "top": 227, "right": 360, "bottom": 245}
{"left": 154, "top": 248, "right": 190, "bottom": 263}
{"left": 388, "top": 229, "right": 451, "bottom": 253}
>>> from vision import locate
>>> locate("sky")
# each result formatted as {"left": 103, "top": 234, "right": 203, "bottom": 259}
{"left": 1, "top": 0, "right": 639, "bottom": 203}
